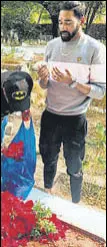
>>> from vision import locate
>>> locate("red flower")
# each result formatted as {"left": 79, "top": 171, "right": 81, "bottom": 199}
{"left": 39, "top": 236, "right": 48, "bottom": 244}
{"left": 1, "top": 191, "right": 70, "bottom": 247}
{"left": 2, "top": 141, "right": 24, "bottom": 160}
{"left": 1, "top": 191, "right": 35, "bottom": 246}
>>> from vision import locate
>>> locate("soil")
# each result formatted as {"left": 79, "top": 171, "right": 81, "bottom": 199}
{"left": 25, "top": 223, "right": 106, "bottom": 247}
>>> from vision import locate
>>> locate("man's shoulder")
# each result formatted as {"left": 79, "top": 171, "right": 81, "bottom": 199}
{"left": 85, "top": 34, "right": 106, "bottom": 50}
{"left": 47, "top": 37, "right": 60, "bottom": 47}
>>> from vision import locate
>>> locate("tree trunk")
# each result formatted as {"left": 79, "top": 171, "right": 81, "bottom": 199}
{"left": 85, "top": 3, "right": 93, "bottom": 34}
{"left": 85, "top": 2, "right": 101, "bottom": 34}
{"left": 51, "top": 16, "right": 58, "bottom": 38}
{"left": 37, "top": 6, "right": 44, "bottom": 24}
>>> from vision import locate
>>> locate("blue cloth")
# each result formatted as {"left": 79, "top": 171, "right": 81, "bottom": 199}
{"left": 1, "top": 118, "right": 36, "bottom": 200}
{"left": 1, "top": 116, "right": 8, "bottom": 143}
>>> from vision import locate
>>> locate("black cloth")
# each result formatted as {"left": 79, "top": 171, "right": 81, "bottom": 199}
{"left": 39, "top": 110, "right": 87, "bottom": 203}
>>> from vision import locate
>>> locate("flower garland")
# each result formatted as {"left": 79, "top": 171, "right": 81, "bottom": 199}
{"left": 1, "top": 191, "right": 69, "bottom": 247}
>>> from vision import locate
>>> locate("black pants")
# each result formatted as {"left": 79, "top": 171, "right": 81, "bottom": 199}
{"left": 39, "top": 110, "right": 87, "bottom": 203}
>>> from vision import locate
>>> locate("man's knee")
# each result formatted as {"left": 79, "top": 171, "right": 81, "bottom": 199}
{"left": 67, "top": 168, "right": 83, "bottom": 179}
{"left": 72, "top": 171, "right": 83, "bottom": 179}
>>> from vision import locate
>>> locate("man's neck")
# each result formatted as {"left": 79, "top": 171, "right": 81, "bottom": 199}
{"left": 71, "top": 29, "right": 83, "bottom": 42}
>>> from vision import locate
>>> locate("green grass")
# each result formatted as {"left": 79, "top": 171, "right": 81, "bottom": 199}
{"left": 82, "top": 110, "right": 106, "bottom": 209}
{"left": 82, "top": 182, "right": 106, "bottom": 210}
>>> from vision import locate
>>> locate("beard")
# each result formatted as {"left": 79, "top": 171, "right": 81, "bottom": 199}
{"left": 60, "top": 26, "right": 79, "bottom": 42}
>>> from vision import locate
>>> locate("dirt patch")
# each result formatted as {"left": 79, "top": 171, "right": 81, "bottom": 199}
{"left": 25, "top": 224, "right": 106, "bottom": 247}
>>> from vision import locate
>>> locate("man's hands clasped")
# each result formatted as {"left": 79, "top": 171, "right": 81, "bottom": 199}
{"left": 52, "top": 67, "right": 73, "bottom": 85}
{"left": 37, "top": 64, "right": 73, "bottom": 86}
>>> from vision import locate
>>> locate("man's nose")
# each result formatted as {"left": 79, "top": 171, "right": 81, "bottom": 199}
{"left": 60, "top": 24, "right": 68, "bottom": 31}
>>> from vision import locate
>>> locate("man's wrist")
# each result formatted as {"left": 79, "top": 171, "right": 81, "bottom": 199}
{"left": 69, "top": 78, "right": 78, "bottom": 88}
{"left": 76, "top": 82, "right": 91, "bottom": 95}
{"left": 44, "top": 78, "right": 49, "bottom": 86}
{"left": 39, "top": 79, "right": 49, "bottom": 89}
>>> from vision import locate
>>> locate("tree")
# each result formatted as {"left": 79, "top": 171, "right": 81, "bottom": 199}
{"left": 40, "top": 1, "right": 61, "bottom": 37}
{"left": 1, "top": 1, "right": 40, "bottom": 43}
{"left": 29, "top": 3, "right": 51, "bottom": 24}
{"left": 82, "top": 1, "right": 106, "bottom": 33}
{"left": 1, "top": 1, "right": 106, "bottom": 41}
{"left": 36, "top": 1, "right": 106, "bottom": 36}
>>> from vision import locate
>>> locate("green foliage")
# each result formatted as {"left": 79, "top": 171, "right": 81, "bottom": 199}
{"left": 82, "top": 120, "right": 106, "bottom": 209}
{"left": 97, "top": 156, "right": 106, "bottom": 166}
{"left": 93, "top": 15, "right": 106, "bottom": 24}
{"left": 92, "top": 95, "right": 106, "bottom": 110}
{"left": 30, "top": 3, "right": 52, "bottom": 24}
{"left": 96, "top": 123, "right": 106, "bottom": 146}
{"left": 33, "top": 201, "right": 52, "bottom": 219}
{"left": 1, "top": 1, "right": 51, "bottom": 27}
{"left": 30, "top": 228, "right": 41, "bottom": 238}
{"left": 82, "top": 182, "right": 106, "bottom": 209}
{"left": 32, "top": 201, "right": 57, "bottom": 237}
{"left": 81, "top": 1, "right": 106, "bottom": 32}
{"left": 86, "top": 122, "right": 106, "bottom": 146}
{"left": 1, "top": 1, "right": 106, "bottom": 39}
{"left": 84, "top": 122, "right": 106, "bottom": 171}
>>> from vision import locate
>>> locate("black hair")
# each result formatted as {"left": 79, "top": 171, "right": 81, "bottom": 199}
{"left": 59, "top": 1, "right": 85, "bottom": 19}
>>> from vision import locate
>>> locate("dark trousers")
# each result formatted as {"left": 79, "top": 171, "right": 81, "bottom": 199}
{"left": 39, "top": 110, "right": 87, "bottom": 203}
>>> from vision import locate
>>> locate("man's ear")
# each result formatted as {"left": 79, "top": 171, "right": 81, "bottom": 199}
{"left": 80, "top": 16, "right": 86, "bottom": 25}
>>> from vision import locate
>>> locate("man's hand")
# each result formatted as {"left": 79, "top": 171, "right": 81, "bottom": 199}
{"left": 52, "top": 67, "right": 73, "bottom": 85}
{"left": 38, "top": 65, "right": 49, "bottom": 85}
{"left": 51, "top": 67, "right": 91, "bottom": 95}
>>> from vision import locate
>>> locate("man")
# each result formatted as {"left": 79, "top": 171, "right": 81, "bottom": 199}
{"left": 1, "top": 71, "right": 33, "bottom": 142}
{"left": 37, "top": 1, "right": 106, "bottom": 203}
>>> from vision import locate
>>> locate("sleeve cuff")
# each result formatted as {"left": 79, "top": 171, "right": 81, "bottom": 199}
{"left": 87, "top": 84, "right": 105, "bottom": 99}
{"left": 39, "top": 79, "right": 49, "bottom": 89}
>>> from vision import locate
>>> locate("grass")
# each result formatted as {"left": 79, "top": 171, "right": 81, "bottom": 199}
{"left": 91, "top": 96, "right": 106, "bottom": 111}
{"left": 82, "top": 109, "right": 106, "bottom": 209}
{"left": 1, "top": 52, "right": 24, "bottom": 71}
{"left": 82, "top": 182, "right": 106, "bottom": 210}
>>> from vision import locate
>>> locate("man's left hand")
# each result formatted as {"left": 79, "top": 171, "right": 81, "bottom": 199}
{"left": 52, "top": 67, "right": 73, "bottom": 85}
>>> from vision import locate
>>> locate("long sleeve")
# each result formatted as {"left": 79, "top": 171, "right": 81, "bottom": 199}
{"left": 39, "top": 44, "right": 50, "bottom": 89}
{"left": 87, "top": 43, "right": 106, "bottom": 99}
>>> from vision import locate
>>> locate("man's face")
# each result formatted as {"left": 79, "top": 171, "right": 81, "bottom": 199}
{"left": 59, "top": 10, "right": 82, "bottom": 42}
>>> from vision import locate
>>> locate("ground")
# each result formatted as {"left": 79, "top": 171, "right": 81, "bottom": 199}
{"left": 3, "top": 101, "right": 106, "bottom": 212}
{"left": 26, "top": 229, "right": 105, "bottom": 247}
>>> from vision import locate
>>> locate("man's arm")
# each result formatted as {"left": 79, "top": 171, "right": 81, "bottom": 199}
{"left": 75, "top": 43, "right": 106, "bottom": 100}
{"left": 38, "top": 44, "right": 50, "bottom": 89}
{"left": 75, "top": 82, "right": 105, "bottom": 100}
{"left": 39, "top": 77, "right": 49, "bottom": 89}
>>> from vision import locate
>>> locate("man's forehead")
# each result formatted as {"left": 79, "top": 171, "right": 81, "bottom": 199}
{"left": 59, "top": 11, "right": 76, "bottom": 21}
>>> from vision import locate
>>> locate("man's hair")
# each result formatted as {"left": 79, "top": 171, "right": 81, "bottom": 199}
{"left": 59, "top": 1, "right": 86, "bottom": 19}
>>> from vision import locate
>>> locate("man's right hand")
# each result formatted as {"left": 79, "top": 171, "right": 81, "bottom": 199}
{"left": 38, "top": 65, "right": 49, "bottom": 85}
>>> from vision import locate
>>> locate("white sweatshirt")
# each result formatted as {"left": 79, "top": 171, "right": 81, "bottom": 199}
{"left": 39, "top": 33, "right": 106, "bottom": 116}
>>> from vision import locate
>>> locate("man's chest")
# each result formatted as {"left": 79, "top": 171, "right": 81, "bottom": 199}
{"left": 48, "top": 45, "right": 93, "bottom": 65}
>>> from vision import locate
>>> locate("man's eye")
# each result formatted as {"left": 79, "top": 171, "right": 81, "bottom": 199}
{"left": 59, "top": 21, "right": 73, "bottom": 26}
{"left": 65, "top": 21, "right": 73, "bottom": 25}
